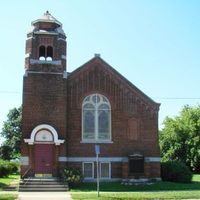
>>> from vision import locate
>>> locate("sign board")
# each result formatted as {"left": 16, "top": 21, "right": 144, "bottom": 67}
{"left": 95, "top": 144, "right": 100, "bottom": 155}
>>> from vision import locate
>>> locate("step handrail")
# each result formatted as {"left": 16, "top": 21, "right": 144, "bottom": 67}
{"left": 22, "top": 166, "right": 32, "bottom": 180}
{"left": 23, "top": 176, "right": 31, "bottom": 186}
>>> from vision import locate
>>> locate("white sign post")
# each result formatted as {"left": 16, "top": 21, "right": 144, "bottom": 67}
{"left": 95, "top": 144, "right": 100, "bottom": 197}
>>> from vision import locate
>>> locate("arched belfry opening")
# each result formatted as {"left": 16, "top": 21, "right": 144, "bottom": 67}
{"left": 39, "top": 46, "right": 46, "bottom": 60}
{"left": 47, "top": 46, "right": 53, "bottom": 61}
{"left": 39, "top": 46, "right": 53, "bottom": 61}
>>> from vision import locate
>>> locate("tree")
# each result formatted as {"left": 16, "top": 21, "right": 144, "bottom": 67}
{"left": 160, "top": 105, "right": 200, "bottom": 173}
{"left": 0, "top": 106, "right": 22, "bottom": 160}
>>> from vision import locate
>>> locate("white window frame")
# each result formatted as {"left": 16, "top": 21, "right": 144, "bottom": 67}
{"left": 100, "top": 162, "right": 111, "bottom": 179}
{"left": 82, "top": 94, "right": 112, "bottom": 143}
{"left": 82, "top": 162, "right": 94, "bottom": 179}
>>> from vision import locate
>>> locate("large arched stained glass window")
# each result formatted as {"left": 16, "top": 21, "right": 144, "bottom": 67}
{"left": 82, "top": 94, "right": 111, "bottom": 142}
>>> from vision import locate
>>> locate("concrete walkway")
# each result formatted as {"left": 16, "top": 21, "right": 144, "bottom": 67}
{"left": 18, "top": 192, "right": 72, "bottom": 200}
{"left": 0, "top": 191, "right": 18, "bottom": 195}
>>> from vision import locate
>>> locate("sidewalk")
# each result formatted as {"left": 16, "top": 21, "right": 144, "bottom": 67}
{"left": 18, "top": 192, "right": 72, "bottom": 200}
{"left": 0, "top": 191, "right": 18, "bottom": 194}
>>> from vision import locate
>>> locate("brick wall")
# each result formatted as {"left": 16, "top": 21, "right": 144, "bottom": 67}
{"left": 67, "top": 58, "right": 160, "bottom": 159}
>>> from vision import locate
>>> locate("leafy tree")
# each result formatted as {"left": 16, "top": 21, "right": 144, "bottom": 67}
{"left": 160, "top": 105, "right": 200, "bottom": 173}
{"left": 0, "top": 106, "right": 22, "bottom": 160}
{"left": 0, "top": 145, "right": 13, "bottom": 160}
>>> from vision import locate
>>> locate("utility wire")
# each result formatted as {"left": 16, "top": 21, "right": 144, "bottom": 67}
{"left": 0, "top": 91, "right": 21, "bottom": 94}
{"left": 0, "top": 91, "right": 200, "bottom": 100}
{"left": 153, "top": 97, "right": 200, "bottom": 100}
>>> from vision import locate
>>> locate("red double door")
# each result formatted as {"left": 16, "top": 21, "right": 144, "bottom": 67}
{"left": 34, "top": 144, "right": 54, "bottom": 174}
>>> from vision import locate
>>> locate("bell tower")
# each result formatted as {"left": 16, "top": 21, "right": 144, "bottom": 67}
{"left": 21, "top": 12, "right": 67, "bottom": 177}
{"left": 25, "top": 11, "right": 66, "bottom": 73}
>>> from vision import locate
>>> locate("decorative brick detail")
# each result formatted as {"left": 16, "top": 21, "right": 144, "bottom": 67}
{"left": 127, "top": 118, "right": 139, "bottom": 140}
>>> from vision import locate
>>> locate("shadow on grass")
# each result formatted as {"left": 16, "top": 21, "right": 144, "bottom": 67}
{"left": 71, "top": 181, "right": 200, "bottom": 192}
{"left": 0, "top": 182, "right": 7, "bottom": 188}
{"left": 0, "top": 175, "right": 19, "bottom": 190}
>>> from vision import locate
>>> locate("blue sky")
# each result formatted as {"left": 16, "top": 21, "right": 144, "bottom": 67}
{"left": 0, "top": 0, "right": 200, "bottom": 144}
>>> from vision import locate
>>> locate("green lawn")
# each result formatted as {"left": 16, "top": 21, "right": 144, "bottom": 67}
{"left": 0, "top": 175, "right": 19, "bottom": 200}
{"left": 71, "top": 174, "right": 200, "bottom": 199}
{"left": 0, "top": 175, "right": 19, "bottom": 191}
{"left": 0, "top": 194, "right": 17, "bottom": 200}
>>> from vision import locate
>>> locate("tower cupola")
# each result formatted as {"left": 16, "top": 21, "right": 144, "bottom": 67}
{"left": 25, "top": 11, "right": 66, "bottom": 73}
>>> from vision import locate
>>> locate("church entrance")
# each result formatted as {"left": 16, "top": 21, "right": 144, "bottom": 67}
{"left": 24, "top": 124, "right": 65, "bottom": 177}
{"left": 34, "top": 144, "right": 54, "bottom": 174}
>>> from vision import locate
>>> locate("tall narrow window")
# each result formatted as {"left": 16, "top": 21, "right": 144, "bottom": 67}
{"left": 82, "top": 94, "right": 111, "bottom": 142}
{"left": 83, "top": 104, "right": 95, "bottom": 139}
{"left": 98, "top": 104, "right": 110, "bottom": 140}
{"left": 83, "top": 162, "right": 94, "bottom": 179}
{"left": 39, "top": 46, "right": 45, "bottom": 60}
{"left": 47, "top": 46, "right": 53, "bottom": 61}
{"left": 100, "top": 162, "right": 111, "bottom": 179}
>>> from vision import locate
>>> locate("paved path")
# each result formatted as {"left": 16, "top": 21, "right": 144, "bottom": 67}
{"left": 0, "top": 191, "right": 18, "bottom": 196}
{"left": 18, "top": 192, "right": 72, "bottom": 200}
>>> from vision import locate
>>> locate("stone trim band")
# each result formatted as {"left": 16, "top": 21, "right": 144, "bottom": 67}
{"left": 58, "top": 156, "right": 161, "bottom": 162}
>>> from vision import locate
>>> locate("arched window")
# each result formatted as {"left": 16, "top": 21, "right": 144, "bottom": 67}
{"left": 39, "top": 46, "right": 46, "bottom": 60}
{"left": 46, "top": 46, "right": 53, "bottom": 61}
{"left": 82, "top": 94, "right": 111, "bottom": 142}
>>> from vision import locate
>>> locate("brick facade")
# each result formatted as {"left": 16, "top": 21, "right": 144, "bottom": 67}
{"left": 21, "top": 12, "right": 161, "bottom": 180}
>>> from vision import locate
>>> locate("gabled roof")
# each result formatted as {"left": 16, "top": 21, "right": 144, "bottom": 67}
{"left": 68, "top": 56, "right": 160, "bottom": 110}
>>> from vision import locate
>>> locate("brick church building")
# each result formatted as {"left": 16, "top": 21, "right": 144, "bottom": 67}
{"left": 21, "top": 12, "right": 161, "bottom": 181}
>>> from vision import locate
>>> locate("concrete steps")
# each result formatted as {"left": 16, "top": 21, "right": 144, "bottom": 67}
{"left": 19, "top": 177, "right": 69, "bottom": 192}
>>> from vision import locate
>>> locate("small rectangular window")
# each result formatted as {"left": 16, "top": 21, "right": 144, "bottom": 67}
{"left": 83, "top": 162, "right": 94, "bottom": 179}
{"left": 100, "top": 162, "right": 111, "bottom": 179}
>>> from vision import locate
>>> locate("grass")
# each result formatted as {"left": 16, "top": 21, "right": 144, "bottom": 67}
{"left": 0, "top": 175, "right": 19, "bottom": 200}
{"left": 0, "top": 194, "right": 17, "bottom": 200}
{"left": 71, "top": 191, "right": 200, "bottom": 200}
{"left": 71, "top": 174, "right": 200, "bottom": 199}
{"left": 193, "top": 174, "right": 200, "bottom": 182}
{"left": 0, "top": 174, "right": 19, "bottom": 191}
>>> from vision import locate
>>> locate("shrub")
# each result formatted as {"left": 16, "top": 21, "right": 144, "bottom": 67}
{"left": 0, "top": 160, "right": 11, "bottom": 177}
{"left": 0, "top": 159, "right": 19, "bottom": 177}
{"left": 161, "top": 161, "right": 192, "bottom": 183}
{"left": 62, "top": 167, "right": 83, "bottom": 187}
{"left": 9, "top": 160, "right": 20, "bottom": 174}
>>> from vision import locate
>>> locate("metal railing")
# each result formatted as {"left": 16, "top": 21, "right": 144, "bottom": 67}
{"left": 21, "top": 166, "right": 32, "bottom": 185}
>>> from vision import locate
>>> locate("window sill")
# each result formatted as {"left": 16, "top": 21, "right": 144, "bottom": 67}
{"left": 81, "top": 140, "right": 113, "bottom": 144}
{"left": 100, "top": 177, "right": 111, "bottom": 180}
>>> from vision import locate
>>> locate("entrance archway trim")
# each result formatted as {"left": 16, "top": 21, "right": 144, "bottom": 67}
{"left": 24, "top": 124, "right": 65, "bottom": 145}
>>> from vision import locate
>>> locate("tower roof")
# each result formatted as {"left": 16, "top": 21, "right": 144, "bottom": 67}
{"left": 31, "top": 11, "right": 62, "bottom": 26}
{"left": 28, "top": 11, "right": 65, "bottom": 36}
